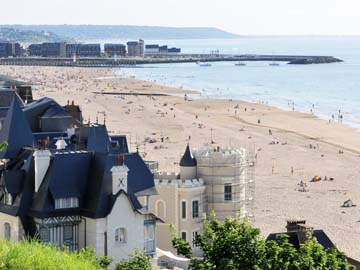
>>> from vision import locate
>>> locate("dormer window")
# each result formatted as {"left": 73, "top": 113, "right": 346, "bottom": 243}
{"left": 55, "top": 197, "right": 79, "bottom": 209}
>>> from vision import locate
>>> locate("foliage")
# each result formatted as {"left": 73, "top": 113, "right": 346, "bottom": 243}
{"left": 115, "top": 249, "right": 151, "bottom": 270}
{"left": 172, "top": 211, "right": 355, "bottom": 270}
{"left": 0, "top": 141, "right": 7, "bottom": 152}
{"left": 0, "top": 239, "right": 106, "bottom": 270}
{"left": 0, "top": 28, "right": 68, "bottom": 43}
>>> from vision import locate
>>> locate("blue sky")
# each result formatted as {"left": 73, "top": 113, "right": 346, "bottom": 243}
{"left": 2, "top": 0, "right": 360, "bottom": 35}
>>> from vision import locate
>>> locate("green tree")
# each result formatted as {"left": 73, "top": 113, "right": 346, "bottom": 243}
{"left": 171, "top": 212, "right": 355, "bottom": 270}
{"left": 173, "top": 212, "right": 266, "bottom": 270}
{"left": 115, "top": 249, "right": 151, "bottom": 270}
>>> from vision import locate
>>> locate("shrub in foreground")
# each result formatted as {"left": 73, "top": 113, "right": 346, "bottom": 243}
{"left": 0, "top": 239, "right": 104, "bottom": 270}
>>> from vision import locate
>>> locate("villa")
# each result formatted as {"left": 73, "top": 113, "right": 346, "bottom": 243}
{"left": 0, "top": 96, "right": 160, "bottom": 266}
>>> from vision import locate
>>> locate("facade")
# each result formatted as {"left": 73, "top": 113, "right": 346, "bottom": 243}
{"left": 127, "top": 39, "right": 144, "bottom": 57}
{"left": 0, "top": 97, "right": 160, "bottom": 267}
{"left": 145, "top": 44, "right": 181, "bottom": 57}
{"left": 145, "top": 45, "right": 160, "bottom": 56}
{"left": 66, "top": 44, "right": 101, "bottom": 58}
{"left": 147, "top": 144, "right": 255, "bottom": 257}
{"left": 28, "top": 44, "right": 42, "bottom": 56}
{"left": 0, "top": 43, "right": 21, "bottom": 58}
{"left": 168, "top": 47, "right": 181, "bottom": 54}
{"left": 41, "top": 42, "right": 67, "bottom": 57}
{"left": 104, "top": 44, "right": 126, "bottom": 57}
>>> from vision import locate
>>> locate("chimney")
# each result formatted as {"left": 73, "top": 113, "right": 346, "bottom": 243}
{"left": 111, "top": 155, "right": 129, "bottom": 195}
{"left": 286, "top": 219, "right": 306, "bottom": 232}
{"left": 33, "top": 149, "right": 52, "bottom": 192}
{"left": 55, "top": 138, "right": 67, "bottom": 150}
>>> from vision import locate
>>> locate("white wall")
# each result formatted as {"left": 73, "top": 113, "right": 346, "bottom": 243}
{"left": 106, "top": 194, "right": 146, "bottom": 264}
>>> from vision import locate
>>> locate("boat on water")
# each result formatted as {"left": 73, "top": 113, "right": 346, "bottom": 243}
{"left": 197, "top": 61, "right": 212, "bottom": 67}
{"left": 235, "top": 61, "right": 246, "bottom": 66}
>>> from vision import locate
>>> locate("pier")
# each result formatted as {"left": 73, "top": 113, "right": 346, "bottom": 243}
{"left": 0, "top": 54, "right": 342, "bottom": 68}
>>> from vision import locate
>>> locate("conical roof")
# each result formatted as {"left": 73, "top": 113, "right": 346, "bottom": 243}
{"left": 0, "top": 98, "right": 34, "bottom": 159}
{"left": 180, "top": 143, "right": 197, "bottom": 167}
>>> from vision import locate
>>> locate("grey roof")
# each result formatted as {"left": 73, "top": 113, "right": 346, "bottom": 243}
{"left": 0, "top": 89, "right": 24, "bottom": 107}
{"left": 0, "top": 98, "right": 34, "bottom": 159}
{"left": 180, "top": 144, "right": 197, "bottom": 167}
{"left": 0, "top": 91, "right": 157, "bottom": 238}
{"left": 266, "top": 230, "right": 335, "bottom": 250}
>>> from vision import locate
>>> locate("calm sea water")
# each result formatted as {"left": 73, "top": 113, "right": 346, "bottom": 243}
{"left": 116, "top": 37, "right": 360, "bottom": 130}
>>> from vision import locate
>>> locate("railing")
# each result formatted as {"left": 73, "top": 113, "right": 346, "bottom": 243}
{"left": 144, "top": 239, "right": 156, "bottom": 255}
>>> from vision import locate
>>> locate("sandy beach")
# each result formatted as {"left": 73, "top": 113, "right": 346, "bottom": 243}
{"left": 2, "top": 65, "right": 360, "bottom": 260}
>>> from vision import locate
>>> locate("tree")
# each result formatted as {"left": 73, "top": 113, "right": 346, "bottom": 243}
{"left": 173, "top": 212, "right": 266, "bottom": 270}
{"left": 115, "top": 249, "right": 151, "bottom": 270}
{"left": 171, "top": 212, "right": 355, "bottom": 270}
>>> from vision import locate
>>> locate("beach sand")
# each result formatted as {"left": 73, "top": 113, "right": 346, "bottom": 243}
{"left": 2, "top": 65, "right": 360, "bottom": 260}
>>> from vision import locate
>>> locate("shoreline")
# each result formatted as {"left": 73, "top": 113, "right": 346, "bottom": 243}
{"left": 2, "top": 66, "right": 360, "bottom": 260}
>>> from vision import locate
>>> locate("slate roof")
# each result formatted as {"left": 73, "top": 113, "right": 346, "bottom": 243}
{"left": 0, "top": 99, "right": 157, "bottom": 234}
{"left": 266, "top": 230, "right": 335, "bottom": 250}
{"left": 180, "top": 143, "right": 197, "bottom": 167}
{"left": 0, "top": 99, "right": 34, "bottom": 159}
{"left": 0, "top": 89, "right": 24, "bottom": 108}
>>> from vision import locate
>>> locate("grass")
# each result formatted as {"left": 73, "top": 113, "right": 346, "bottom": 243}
{"left": 0, "top": 239, "right": 101, "bottom": 270}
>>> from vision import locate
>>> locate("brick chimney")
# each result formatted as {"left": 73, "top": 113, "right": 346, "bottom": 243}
{"left": 33, "top": 148, "right": 52, "bottom": 192}
{"left": 111, "top": 155, "right": 129, "bottom": 195}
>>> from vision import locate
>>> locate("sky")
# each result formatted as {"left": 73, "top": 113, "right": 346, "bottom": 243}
{"left": 2, "top": 0, "right": 360, "bottom": 35}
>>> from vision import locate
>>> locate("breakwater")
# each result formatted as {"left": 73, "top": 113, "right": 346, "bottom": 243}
{"left": 0, "top": 55, "right": 342, "bottom": 68}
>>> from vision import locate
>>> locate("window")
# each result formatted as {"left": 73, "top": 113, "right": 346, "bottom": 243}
{"left": 181, "top": 201, "right": 187, "bottom": 219}
{"left": 156, "top": 200, "right": 166, "bottom": 220}
{"left": 192, "top": 200, "right": 199, "bottom": 218}
{"left": 192, "top": 231, "right": 198, "bottom": 247}
{"left": 224, "top": 184, "right": 232, "bottom": 201}
{"left": 63, "top": 225, "right": 73, "bottom": 243}
{"left": 55, "top": 197, "right": 79, "bottom": 209}
{"left": 4, "top": 223, "right": 10, "bottom": 240}
{"left": 181, "top": 231, "right": 187, "bottom": 241}
{"left": 39, "top": 227, "right": 50, "bottom": 242}
{"left": 115, "top": 228, "right": 127, "bottom": 243}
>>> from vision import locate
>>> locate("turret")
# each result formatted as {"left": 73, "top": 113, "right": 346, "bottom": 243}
{"left": 180, "top": 143, "right": 197, "bottom": 180}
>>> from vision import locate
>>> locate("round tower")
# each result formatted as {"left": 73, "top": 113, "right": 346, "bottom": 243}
{"left": 180, "top": 143, "right": 197, "bottom": 180}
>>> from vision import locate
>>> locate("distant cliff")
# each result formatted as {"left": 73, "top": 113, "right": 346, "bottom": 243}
{"left": 0, "top": 27, "right": 68, "bottom": 43}
{"left": 1, "top": 25, "right": 240, "bottom": 41}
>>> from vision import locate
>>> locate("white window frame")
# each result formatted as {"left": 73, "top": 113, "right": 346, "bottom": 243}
{"left": 192, "top": 230, "right": 199, "bottom": 247}
{"left": 224, "top": 184, "right": 232, "bottom": 202}
{"left": 181, "top": 200, "right": 187, "bottom": 220}
{"left": 181, "top": 230, "right": 187, "bottom": 242}
{"left": 115, "top": 227, "right": 127, "bottom": 243}
{"left": 4, "top": 222, "right": 11, "bottom": 240}
{"left": 192, "top": 200, "right": 200, "bottom": 219}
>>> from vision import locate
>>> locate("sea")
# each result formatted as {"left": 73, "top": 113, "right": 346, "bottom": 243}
{"left": 112, "top": 37, "right": 360, "bottom": 131}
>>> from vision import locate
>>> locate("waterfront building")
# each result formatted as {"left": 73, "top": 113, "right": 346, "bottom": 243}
{"left": 145, "top": 44, "right": 181, "bottom": 57}
{"left": 168, "top": 47, "right": 181, "bottom": 54}
{"left": 28, "top": 44, "right": 42, "bottom": 56}
{"left": 145, "top": 45, "right": 160, "bottom": 56}
{"left": 147, "top": 144, "right": 255, "bottom": 258}
{"left": 127, "top": 39, "right": 144, "bottom": 57}
{"left": 104, "top": 44, "right": 126, "bottom": 57}
{"left": 0, "top": 43, "right": 21, "bottom": 58}
{"left": 0, "top": 97, "right": 160, "bottom": 266}
{"left": 41, "top": 42, "right": 67, "bottom": 57}
{"left": 159, "top": 45, "right": 168, "bottom": 55}
{"left": 66, "top": 44, "right": 101, "bottom": 58}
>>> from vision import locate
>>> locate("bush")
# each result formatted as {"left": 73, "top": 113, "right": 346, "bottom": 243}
{"left": 0, "top": 239, "right": 104, "bottom": 270}
{"left": 115, "top": 249, "right": 151, "bottom": 270}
